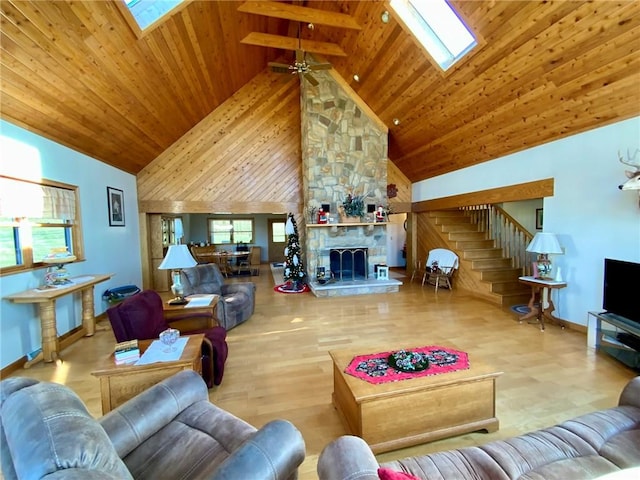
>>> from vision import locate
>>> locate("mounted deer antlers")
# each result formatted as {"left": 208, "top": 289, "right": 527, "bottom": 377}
{"left": 618, "top": 148, "right": 640, "bottom": 206}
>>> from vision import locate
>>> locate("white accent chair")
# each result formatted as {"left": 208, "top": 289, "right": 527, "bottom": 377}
{"left": 422, "top": 248, "right": 459, "bottom": 291}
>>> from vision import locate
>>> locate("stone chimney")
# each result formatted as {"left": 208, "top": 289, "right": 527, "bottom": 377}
{"left": 300, "top": 70, "right": 389, "bottom": 284}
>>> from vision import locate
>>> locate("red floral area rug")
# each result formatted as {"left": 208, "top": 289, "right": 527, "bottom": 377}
{"left": 274, "top": 282, "right": 310, "bottom": 294}
{"left": 345, "top": 346, "right": 469, "bottom": 384}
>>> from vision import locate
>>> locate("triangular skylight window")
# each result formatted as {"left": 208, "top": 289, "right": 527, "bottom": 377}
{"left": 390, "top": 0, "right": 477, "bottom": 71}
{"left": 125, "top": 0, "right": 184, "bottom": 30}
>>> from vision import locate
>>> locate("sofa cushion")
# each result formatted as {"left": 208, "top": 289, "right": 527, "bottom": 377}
{"left": 518, "top": 456, "right": 620, "bottom": 480}
{"left": 182, "top": 265, "right": 223, "bottom": 296}
{"left": 119, "top": 399, "right": 256, "bottom": 479}
{"left": 558, "top": 406, "right": 640, "bottom": 469}
{"left": 382, "top": 447, "right": 510, "bottom": 480}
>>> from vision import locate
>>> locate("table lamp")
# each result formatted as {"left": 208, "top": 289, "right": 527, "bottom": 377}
{"left": 158, "top": 245, "right": 197, "bottom": 305}
{"left": 526, "top": 232, "right": 562, "bottom": 280}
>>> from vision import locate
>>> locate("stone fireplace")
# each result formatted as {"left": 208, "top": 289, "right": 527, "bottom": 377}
{"left": 300, "top": 70, "right": 401, "bottom": 296}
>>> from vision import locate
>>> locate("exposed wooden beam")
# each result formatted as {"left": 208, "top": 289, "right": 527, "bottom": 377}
{"left": 138, "top": 200, "right": 302, "bottom": 214}
{"left": 413, "top": 179, "right": 554, "bottom": 211}
{"left": 241, "top": 32, "right": 347, "bottom": 57}
{"left": 238, "top": 1, "right": 362, "bottom": 30}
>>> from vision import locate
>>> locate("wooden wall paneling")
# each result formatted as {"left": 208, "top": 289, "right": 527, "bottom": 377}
{"left": 137, "top": 68, "right": 303, "bottom": 214}
{"left": 387, "top": 160, "right": 411, "bottom": 210}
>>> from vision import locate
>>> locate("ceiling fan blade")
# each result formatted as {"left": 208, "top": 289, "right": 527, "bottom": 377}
{"left": 304, "top": 73, "right": 319, "bottom": 86}
{"left": 269, "top": 62, "right": 292, "bottom": 74}
{"left": 309, "top": 63, "right": 332, "bottom": 71}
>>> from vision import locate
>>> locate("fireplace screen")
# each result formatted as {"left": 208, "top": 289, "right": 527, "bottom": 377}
{"left": 330, "top": 248, "right": 368, "bottom": 281}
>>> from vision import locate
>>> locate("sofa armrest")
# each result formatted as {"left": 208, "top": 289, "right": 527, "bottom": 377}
{"left": 619, "top": 376, "right": 640, "bottom": 408}
{"left": 317, "top": 435, "right": 380, "bottom": 480}
{"left": 100, "top": 370, "right": 209, "bottom": 458}
{"left": 212, "top": 420, "right": 305, "bottom": 480}
{"left": 221, "top": 282, "right": 256, "bottom": 297}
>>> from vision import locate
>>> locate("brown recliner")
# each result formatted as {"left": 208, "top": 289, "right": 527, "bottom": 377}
{"left": 181, "top": 263, "right": 256, "bottom": 331}
{"left": 106, "top": 290, "right": 227, "bottom": 387}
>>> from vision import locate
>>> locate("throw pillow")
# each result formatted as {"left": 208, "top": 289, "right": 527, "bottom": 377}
{"left": 378, "top": 467, "right": 422, "bottom": 480}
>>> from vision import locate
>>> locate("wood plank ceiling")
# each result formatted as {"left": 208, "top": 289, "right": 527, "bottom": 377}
{"left": 1, "top": 1, "right": 639, "bottom": 182}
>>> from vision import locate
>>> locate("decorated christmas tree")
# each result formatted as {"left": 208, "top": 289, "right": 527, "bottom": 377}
{"left": 283, "top": 213, "right": 306, "bottom": 289}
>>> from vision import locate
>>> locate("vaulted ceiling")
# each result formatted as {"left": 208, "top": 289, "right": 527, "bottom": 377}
{"left": 1, "top": 1, "right": 639, "bottom": 182}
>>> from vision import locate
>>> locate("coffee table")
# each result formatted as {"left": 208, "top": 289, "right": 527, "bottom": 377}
{"left": 91, "top": 333, "right": 204, "bottom": 414}
{"left": 329, "top": 347, "right": 503, "bottom": 453}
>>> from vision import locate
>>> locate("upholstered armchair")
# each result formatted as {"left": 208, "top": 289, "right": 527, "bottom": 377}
{"left": 181, "top": 263, "right": 256, "bottom": 330}
{"left": 1, "top": 371, "right": 306, "bottom": 480}
{"left": 106, "top": 290, "right": 227, "bottom": 387}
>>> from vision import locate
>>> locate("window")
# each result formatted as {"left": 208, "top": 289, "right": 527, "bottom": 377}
{"left": 0, "top": 176, "right": 83, "bottom": 274}
{"left": 124, "top": 0, "right": 184, "bottom": 31}
{"left": 208, "top": 218, "right": 254, "bottom": 245}
{"left": 162, "top": 216, "right": 183, "bottom": 247}
{"left": 271, "top": 221, "right": 286, "bottom": 243}
{"left": 390, "top": 0, "right": 477, "bottom": 71}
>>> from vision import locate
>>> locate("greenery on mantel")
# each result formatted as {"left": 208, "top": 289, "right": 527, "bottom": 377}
{"left": 341, "top": 194, "right": 365, "bottom": 217}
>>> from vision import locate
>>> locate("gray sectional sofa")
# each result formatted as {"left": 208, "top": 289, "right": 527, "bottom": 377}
{"left": 318, "top": 376, "right": 640, "bottom": 480}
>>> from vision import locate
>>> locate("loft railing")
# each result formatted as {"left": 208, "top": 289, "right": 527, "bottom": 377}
{"left": 460, "top": 204, "right": 534, "bottom": 276}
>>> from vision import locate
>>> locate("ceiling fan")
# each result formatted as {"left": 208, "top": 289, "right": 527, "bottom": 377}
{"left": 268, "top": 23, "right": 332, "bottom": 86}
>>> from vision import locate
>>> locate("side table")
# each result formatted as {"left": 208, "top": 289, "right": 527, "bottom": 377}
{"left": 160, "top": 291, "right": 220, "bottom": 329}
{"left": 518, "top": 276, "right": 567, "bottom": 331}
{"left": 4, "top": 274, "right": 113, "bottom": 367}
{"left": 91, "top": 333, "right": 204, "bottom": 414}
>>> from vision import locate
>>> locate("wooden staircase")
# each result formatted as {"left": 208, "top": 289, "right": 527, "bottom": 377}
{"left": 427, "top": 210, "right": 531, "bottom": 307}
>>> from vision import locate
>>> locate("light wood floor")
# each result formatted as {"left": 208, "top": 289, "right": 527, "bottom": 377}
{"left": 5, "top": 265, "right": 637, "bottom": 479}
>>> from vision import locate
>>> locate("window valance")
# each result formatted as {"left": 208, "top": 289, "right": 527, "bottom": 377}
{"left": 0, "top": 176, "right": 76, "bottom": 221}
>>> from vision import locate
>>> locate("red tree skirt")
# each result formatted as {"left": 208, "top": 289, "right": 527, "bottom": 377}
{"left": 274, "top": 282, "right": 310, "bottom": 294}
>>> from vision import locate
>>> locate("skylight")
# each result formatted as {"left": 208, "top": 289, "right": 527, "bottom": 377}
{"left": 125, "top": 0, "right": 184, "bottom": 30}
{"left": 389, "top": 0, "right": 477, "bottom": 71}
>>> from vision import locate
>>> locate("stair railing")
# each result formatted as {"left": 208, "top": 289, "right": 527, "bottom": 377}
{"left": 460, "top": 204, "right": 534, "bottom": 275}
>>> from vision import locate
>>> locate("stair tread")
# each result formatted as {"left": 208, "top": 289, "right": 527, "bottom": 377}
{"left": 428, "top": 208, "right": 530, "bottom": 307}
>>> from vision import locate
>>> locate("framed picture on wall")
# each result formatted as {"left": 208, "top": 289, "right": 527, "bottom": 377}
{"left": 535, "top": 208, "right": 543, "bottom": 230}
{"left": 107, "top": 186, "right": 125, "bottom": 227}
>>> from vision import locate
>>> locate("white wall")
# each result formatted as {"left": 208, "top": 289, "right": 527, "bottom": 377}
{"left": 501, "top": 199, "right": 543, "bottom": 233}
{"left": 413, "top": 116, "right": 640, "bottom": 345}
{"left": 387, "top": 213, "right": 407, "bottom": 267}
{"left": 0, "top": 120, "right": 142, "bottom": 368}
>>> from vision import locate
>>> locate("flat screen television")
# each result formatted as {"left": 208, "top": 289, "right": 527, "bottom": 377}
{"left": 603, "top": 258, "right": 640, "bottom": 325}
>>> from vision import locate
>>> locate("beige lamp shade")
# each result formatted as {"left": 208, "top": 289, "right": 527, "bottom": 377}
{"left": 158, "top": 245, "right": 197, "bottom": 270}
{"left": 526, "top": 233, "right": 562, "bottom": 254}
